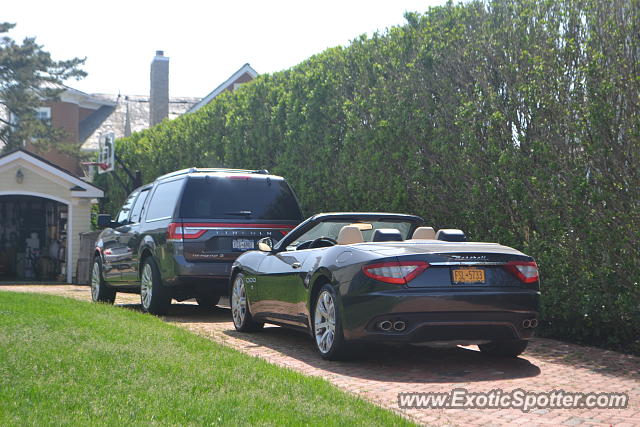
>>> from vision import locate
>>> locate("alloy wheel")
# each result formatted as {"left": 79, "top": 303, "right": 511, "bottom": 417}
{"left": 314, "top": 290, "right": 336, "bottom": 354}
{"left": 140, "top": 263, "right": 153, "bottom": 309}
{"left": 90, "top": 261, "right": 101, "bottom": 301}
{"left": 231, "top": 276, "right": 247, "bottom": 327}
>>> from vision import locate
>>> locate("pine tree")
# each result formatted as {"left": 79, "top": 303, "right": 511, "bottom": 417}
{"left": 0, "top": 22, "right": 86, "bottom": 152}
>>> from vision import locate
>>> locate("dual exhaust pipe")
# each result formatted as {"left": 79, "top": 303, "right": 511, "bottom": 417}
{"left": 379, "top": 320, "right": 406, "bottom": 332}
{"left": 522, "top": 318, "right": 538, "bottom": 329}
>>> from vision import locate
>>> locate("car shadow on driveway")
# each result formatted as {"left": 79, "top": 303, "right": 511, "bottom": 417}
{"left": 119, "top": 301, "right": 541, "bottom": 384}
{"left": 115, "top": 301, "right": 233, "bottom": 324}
{"left": 121, "top": 300, "right": 640, "bottom": 385}
{"left": 219, "top": 320, "right": 542, "bottom": 384}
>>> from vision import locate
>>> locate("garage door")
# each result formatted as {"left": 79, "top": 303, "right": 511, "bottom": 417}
{"left": 0, "top": 195, "right": 68, "bottom": 282}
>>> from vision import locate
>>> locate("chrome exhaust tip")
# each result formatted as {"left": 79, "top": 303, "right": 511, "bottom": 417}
{"left": 379, "top": 320, "right": 393, "bottom": 331}
{"left": 522, "top": 319, "right": 532, "bottom": 329}
{"left": 393, "top": 321, "right": 406, "bottom": 331}
{"left": 530, "top": 318, "right": 538, "bottom": 328}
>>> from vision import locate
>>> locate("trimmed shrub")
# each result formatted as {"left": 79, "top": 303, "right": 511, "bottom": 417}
{"left": 95, "top": 0, "right": 640, "bottom": 353}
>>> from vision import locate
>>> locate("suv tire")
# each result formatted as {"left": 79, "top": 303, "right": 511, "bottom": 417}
{"left": 140, "top": 257, "right": 171, "bottom": 315}
{"left": 196, "top": 294, "right": 221, "bottom": 309}
{"left": 90, "top": 256, "right": 116, "bottom": 304}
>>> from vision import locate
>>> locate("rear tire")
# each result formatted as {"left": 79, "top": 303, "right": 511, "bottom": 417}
{"left": 140, "top": 257, "right": 171, "bottom": 315}
{"left": 231, "top": 273, "right": 263, "bottom": 332}
{"left": 90, "top": 256, "right": 116, "bottom": 304}
{"left": 312, "top": 284, "right": 352, "bottom": 360}
{"left": 479, "top": 340, "right": 528, "bottom": 358}
{"left": 196, "top": 294, "right": 221, "bottom": 309}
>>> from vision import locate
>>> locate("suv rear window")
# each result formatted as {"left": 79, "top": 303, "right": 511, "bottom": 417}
{"left": 179, "top": 176, "right": 303, "bottom": 221}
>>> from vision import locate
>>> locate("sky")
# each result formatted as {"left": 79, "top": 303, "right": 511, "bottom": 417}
{"left": 4, "top": 0, "right": 445, "bottom": 98}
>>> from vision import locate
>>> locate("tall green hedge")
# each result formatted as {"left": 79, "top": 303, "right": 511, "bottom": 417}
{"left": 96, "top": 0, "right": 640, "bottom": 353}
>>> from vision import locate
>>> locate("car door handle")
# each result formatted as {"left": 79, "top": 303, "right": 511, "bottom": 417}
{"left": 291, "top": 262, "right": 302, "bottom": 269}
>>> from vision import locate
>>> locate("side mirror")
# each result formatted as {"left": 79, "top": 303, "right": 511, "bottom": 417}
{"left": 257, "top": 237, "right": 274, "bottom": 252}
{"left": 97, "top": 214, "right": 112, "bottom": 228}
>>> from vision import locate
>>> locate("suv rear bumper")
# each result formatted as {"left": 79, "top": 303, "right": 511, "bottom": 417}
{"left": 164, "top": 255, "right": 233, "bottom": 287}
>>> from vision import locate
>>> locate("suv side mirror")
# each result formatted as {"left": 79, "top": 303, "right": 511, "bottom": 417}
{"left": 257, "top": 237, "right": 274, "bottom": 252}
{"left": 97, "top": 214, "right": 112, "bottom": 228}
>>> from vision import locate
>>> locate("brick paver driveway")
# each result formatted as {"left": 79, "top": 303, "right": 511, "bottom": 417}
{"left": 2, "top": 285, "right": 639, "bottom": 426}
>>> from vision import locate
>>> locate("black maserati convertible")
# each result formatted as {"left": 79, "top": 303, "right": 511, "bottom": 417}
{"left": 230, "top": 213, "right": 540, "bottom": 360}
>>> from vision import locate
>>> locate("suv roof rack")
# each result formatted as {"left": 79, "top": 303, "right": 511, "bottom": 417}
{"left": 155, "top": 167, "right": 271, "bottom": 181}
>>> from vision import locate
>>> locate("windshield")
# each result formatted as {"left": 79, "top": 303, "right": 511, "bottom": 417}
{"left": 180, "top": 175, "right": 302, "bottom": 221}
{"left": 289, "top": 220, "right": 415, "bottom": 248}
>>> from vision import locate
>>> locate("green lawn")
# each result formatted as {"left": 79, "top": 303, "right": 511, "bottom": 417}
{"left": 0, "top": 291, "right": 412, "bottom": 426}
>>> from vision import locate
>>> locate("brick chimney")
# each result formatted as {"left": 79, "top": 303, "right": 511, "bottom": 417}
{"left": 150, "top": 50, "right": 169, "bottom": 126}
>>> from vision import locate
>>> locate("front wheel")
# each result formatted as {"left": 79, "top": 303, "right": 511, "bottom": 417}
{"left": 90, "top": 256, "right": 115, "bottom": 304}
{"left": 479, "top": 340, "right": 528, "bottom": 358}
{"left": 140, "top": 257, "right": 171, "bottom": 315}
{"left": 313, "top": 284, "right": 350, "bottom": 360}
{"left": 231, "top": 273, "right": 263, "bottom": 332}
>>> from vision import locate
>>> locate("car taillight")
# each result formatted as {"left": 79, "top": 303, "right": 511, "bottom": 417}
{"left": 167, "top": 222, "right": 296, "bottom": 240}
{"left": 167, "top": 223, "right": 207, "bottom": 240}
{"left": 362, "top": 261, "right": 429, "bottom": 285}
{"left": 504, "top": 261, "right": 539, "bottom": 283}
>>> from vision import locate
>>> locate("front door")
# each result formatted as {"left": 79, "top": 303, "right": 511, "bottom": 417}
{"left": 119, "top": 188, "right": 150, "bottom": 282}
{"left": 254, "top": 250, "right": 310, "bottom": 327}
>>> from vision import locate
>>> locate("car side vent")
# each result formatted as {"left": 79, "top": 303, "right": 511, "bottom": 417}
{"left": 436, "top": 229, "right": 466, "bottom": 242}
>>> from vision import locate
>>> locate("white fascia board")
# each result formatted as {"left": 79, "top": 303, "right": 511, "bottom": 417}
{"left": 0, "top": 151, "right": 104, "bottom": 198}
{"left": 187, "top": 64, "right": 258, "bottom": 113}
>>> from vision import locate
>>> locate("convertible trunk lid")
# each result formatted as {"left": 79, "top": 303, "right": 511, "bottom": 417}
{"left": 355, "top": 241, "right": 526, "bottom": 257}
{"left": 355, "top": 241, "right": 536, "bottom": 288}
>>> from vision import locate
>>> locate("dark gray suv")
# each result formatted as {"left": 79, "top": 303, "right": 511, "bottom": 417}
{"left": 91, "top": 168, "right": 303, "bottom": 314}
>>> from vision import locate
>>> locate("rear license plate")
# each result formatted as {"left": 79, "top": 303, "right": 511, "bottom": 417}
{"left": 232, "top": 239, "right": 255, "bottom": 251}
{"left": 452, "top": 268, "right": 485, "bottom": 284}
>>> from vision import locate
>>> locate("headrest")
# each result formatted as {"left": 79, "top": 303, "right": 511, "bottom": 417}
{"left": 337, "top": 225, "right": 364, "bottom": 245}
{"left": 372, "top": 228, "right": 403, "bottom": 242}
{"left": 435, "top": 229, "right": 466, "bottom": 242}
{"left": 411, "top": 227, "right": 436, "bottom": 240}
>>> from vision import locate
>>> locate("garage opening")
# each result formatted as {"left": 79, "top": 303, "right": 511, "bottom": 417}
{"left": 0, "top": 195, "right": 68, "bottom": 282}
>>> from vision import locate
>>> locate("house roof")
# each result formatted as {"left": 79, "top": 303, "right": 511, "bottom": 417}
{"left": 42, "top": 82, "right": 117, "bottom": 110}
{"left": 80, "top": 94, "right": 200, "bottom": 151}
{"left": 186, "top": 63, "right": 258, "bottom": 114}
{"left": 0, "top": 148, "right": 104, "bottom": 198}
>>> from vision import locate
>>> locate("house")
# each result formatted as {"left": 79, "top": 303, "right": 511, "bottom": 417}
{"left": 0, "top": 51, "right": 199, "bottom": 283}
{"left": 186, "top": 63, "right": 258, "bottom": 113}
{"left": 0, "top": 53, "right": 257, "bottom": 284}
{"left": 0, "top": 86, "right": 118, "bottom": 177}
{"left": 0, "top": 51, "right": 201, "bottom": 176}
{"left": 80, "top": 51, "right": 201, "bottom": 154}
{"left": 0, "top": 149, "right": 103, "bottom": 283}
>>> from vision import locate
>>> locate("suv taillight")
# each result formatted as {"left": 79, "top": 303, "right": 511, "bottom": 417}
{"left": 167, "top": 223, "right": 207, "bottom": 240}
{"left": 504, "top": 261, "right": 539, "bottom": 283}
{"left": 362, "top": 261, "right": 429, "bottom": 285}
{"left": 168, "top": 222, "right": 296, "bottom": 240}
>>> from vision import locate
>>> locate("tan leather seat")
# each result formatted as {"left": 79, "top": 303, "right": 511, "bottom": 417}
{"left": 337, "top": 225, "right": 364, "bottom": 245}
{"left": 411, "top": 226, "right": 436, "bottom": 240}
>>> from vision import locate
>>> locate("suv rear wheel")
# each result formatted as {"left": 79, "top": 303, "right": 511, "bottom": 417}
{"left": 196, "top": 294, "right": 221, "bottom": 309}
{"left": 140, "top": 257, "right": 171, "bottom": 315}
